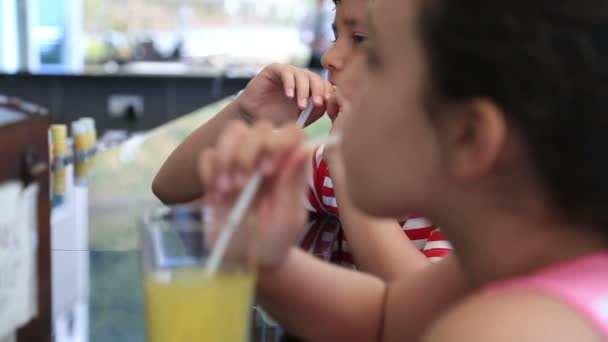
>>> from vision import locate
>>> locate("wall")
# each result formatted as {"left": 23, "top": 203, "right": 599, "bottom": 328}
{"left": 0, "top": 73, "right": 250, "bottom": 132}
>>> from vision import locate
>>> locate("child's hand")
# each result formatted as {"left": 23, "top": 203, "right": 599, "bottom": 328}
{"left": 199, "top": 120, "right": 310, "bottom": 270}
{"left": 236, "top": 64, "right": 333, "bottom": 126}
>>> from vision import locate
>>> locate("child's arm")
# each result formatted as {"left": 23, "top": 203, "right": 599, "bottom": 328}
{"left": 153, "top": 100, "right": 248, "bottom": 203}
{"left": 152, "top": 64, "right": 332, "bottom": 204}
{"left": 257, "top": 247, "right": 386, "bottom": 341}
{"left": 257, "top": 249, "right": 467, "bottom": 341}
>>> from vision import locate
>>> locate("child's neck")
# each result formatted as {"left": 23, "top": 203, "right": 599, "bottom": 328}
{"left": 435, "top": 199, "right": 607, "bottom": 288}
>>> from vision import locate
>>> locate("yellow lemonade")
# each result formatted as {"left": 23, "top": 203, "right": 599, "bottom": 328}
{"left": 144, "top": 268, "right": 255, "bottom": 342}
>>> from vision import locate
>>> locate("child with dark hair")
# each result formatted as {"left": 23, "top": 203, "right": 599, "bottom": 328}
{"left": 305, "top": 0, "right": 451, "bottom": 275}
{"left": 154, "top": 0, "right": 450, "bottom": 281}
{"left": 200, "top": 0, "right": 608, "bottom": 340}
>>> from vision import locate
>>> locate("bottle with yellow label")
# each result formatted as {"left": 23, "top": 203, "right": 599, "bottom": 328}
{"left": 50, "top": 124, "right": 68, "bottom": 206}
{"left": 72, "top": 120, "right": 88, "bottom": 184}
{"left": 80, "top": 117, "right": 98, "bottom": 178}
{"left": 81, "top": 117, "right": 98, "bottom": 150}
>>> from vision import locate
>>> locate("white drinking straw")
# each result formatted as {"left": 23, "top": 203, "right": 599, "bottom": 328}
{"left": 296, "top": 101, "right": 315, "bottom": 127}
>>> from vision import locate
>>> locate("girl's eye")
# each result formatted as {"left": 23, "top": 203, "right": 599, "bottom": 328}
{"left": 352, "top": 34, "right": 367, "bottom": 45}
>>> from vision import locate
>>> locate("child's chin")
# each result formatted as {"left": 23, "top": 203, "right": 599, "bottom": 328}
{"left": 347, "top": 186, "right": 380, "bottom": 215}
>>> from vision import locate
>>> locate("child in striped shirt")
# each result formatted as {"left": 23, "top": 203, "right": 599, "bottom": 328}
{"left": 303, "top": 0, "right": 450, "bottom": 274}
{"left": 153, "top": 0, "right": 451, "bottom": 279}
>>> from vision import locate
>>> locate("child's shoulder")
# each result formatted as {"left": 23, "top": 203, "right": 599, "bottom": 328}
{"left": 422, "top": 289, "right": 602, "bottom": 342}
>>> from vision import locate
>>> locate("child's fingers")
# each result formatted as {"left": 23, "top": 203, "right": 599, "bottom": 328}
{"left": 215, "top": 121, "right": 248, "bottom": 191}
{"left": 308, "top": 71, "right": 326, "bottom": 107}
{"left": 268, "top": 124, "right": 306, "bottom": 158}
{"left": 254, "top": 148, "right": 309, "bottom": 269}
{"left": 262, "top": 124, "right": 306, "bottom": 175}
{"left": 304, "top": 76, "right": 331, "bottom": 125}
{"left": 254, "top": 194, "right": 282, "bottom": 268}
{"left": 199, "top": 148, "right": 218, "bottom": 194}
{"left": 279, "top": 66, "right": 296, "bottom": 99}
{"left": 272, "top": 149, "right": 309, "bottom": 234}
{"left": 294, "top": 71, "right": 311, "bottom": 110}
{"left": 235, "top": 121, "right": 274, "bottom": 180}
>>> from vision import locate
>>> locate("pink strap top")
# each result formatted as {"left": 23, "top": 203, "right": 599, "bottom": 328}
{"left": 489, "top": 252, "right": 608, "bottom": 339}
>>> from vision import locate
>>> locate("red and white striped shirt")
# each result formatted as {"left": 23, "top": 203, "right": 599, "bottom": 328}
{"left": 304, "top": 145, "right": 452, "bottom": 266}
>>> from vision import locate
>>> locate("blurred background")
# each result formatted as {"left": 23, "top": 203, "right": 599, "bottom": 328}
{"left": 1, "top": 0, "right": 334, "bottom": 74}
{"left": 0, "top": 0, "right": 334, "bottom": 133}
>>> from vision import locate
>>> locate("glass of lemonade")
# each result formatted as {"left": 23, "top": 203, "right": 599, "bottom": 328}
{"left": 140, "top": 206, "right": 256, "bottom": 342}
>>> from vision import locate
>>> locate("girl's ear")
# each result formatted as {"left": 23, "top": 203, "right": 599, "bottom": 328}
{"left": 439, "top": 99, "right": 508, "bottom": 180}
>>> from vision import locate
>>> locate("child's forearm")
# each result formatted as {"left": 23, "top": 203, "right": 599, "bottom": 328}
{"left": 327, "top": 157, "right": 430, "bottom": 280}
{"left": 257, "top": 248, "right": 386, "bottom": 341}
{"left": 384, "top": 255, "right": 468, "bottom": 341}
{"left": 152, "top": 100, "right": 249, "bottom": 204}
{"left": 257, "top": 250, "right": 468, "bottom": 342}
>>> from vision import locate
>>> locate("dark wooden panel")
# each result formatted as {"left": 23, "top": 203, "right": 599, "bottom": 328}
{"left": 0, "top": 113, "right": 52, "bottom": 342}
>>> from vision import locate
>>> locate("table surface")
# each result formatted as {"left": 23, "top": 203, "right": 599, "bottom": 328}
{"left": 51, "top": 97, "right": 333, "bottom": 342}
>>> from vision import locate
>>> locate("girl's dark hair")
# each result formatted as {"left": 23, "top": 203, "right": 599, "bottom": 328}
{"left": 421, "top": 0, "right": 608, "bottom": 230}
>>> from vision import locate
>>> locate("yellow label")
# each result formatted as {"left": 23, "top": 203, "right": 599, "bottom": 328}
{"left": 85, "top": 132, "right": 94, "bottom": 150}
{"left": 75, "top": 162, "right": 86, "bottom": 179}
{"left": 74, "top": 134, "right": 87, "bottom": 152}
{"left": 50, "top": 125, "right": 68, "bottom": 155}
{"left": 144, "top": 269, "right": 254, "bottom": 342}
